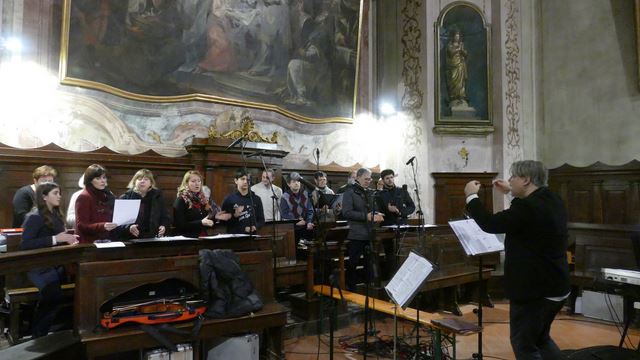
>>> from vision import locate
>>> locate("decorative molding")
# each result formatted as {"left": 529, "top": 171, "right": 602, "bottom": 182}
{"left": 401, "top": 0, "right": 424, "bottom": 148}
{"left": 433, "top": 125, "right": 495, "bottom": 136}
{"left": 504, "top": 0, "right": 521, "bottom": 150}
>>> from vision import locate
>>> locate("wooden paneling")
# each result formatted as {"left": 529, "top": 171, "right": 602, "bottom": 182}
{"left": 570, "top": 223, "right": 638, "bottom": 274}
{"left": 432, "top": 172, "right": 497, "bottom": 225}
{"left": 548, "top": 161, "right": 640, "bottom": 225}
{"left": 0, "top": 143, "right": 192, "bottom": 228}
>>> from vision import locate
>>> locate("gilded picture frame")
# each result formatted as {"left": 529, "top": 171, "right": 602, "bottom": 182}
{"left": 434, "top": 2, "right": 493, "bottom": 135}
{"left": 58, "top": 0, "right": 363, "bottom": 124}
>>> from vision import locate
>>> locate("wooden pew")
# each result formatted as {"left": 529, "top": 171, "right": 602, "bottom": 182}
{"left": 314, "top": 285, "right": 480, "bottom": 359}
{"left": 75, "top": 251, "right": 287, "bottom": 359}
{"left": 0, "top": 234, "right": 272, "bottom": 344}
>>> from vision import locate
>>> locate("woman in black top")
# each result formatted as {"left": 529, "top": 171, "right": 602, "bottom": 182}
{"left": 21, "top": 182, "right": 78, "bottom": 337}
{"left": 118, "top": 169, "right": 170, "bottom": 239}
{"left": 173, "top": 170, "right": 230, "bottom": 238}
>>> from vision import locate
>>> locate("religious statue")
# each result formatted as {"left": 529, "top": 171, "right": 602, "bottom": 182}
{"left": 446, "top": 29, "right": 468, "bottom": 107}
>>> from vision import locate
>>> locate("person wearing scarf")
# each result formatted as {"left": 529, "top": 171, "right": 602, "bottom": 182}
{"left": 75, "top": 164, "right": 117, "bottom": 244}
{"left": 173, "top": 170, "right": 231, "bottom": 238}
{"left": 280, "top": 172, "right": 315, "bottom": 242}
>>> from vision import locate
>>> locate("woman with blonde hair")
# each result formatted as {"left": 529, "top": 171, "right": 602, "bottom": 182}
{"left": 173, "top": 170, "right": 230, "bottom": 238}
{"left": 118, "top": 169, "right": 170, "bottom": 239}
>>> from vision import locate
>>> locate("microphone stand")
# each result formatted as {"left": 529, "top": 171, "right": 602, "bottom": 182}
{"left": 256, "top": 153, "right": 281, "bottom": 291}
{"left": 238, "top": 138, "right": 258, "bottom": 243}
{"left": 363, "top": 185, "right": 379, "bottom": 360}
{"left": 408, "top": 158, "right": 425, "bottom": 359}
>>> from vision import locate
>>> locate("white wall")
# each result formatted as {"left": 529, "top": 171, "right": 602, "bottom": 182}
{"left": 540, "top": 0, "right": 640, "bottom": 168}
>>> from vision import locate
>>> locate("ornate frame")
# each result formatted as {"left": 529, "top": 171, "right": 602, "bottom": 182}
{"left": 434, "top": 1, "right": 493, "bottom": 135}
{"left": 58, "top": 0, "right": 364, "bottom": 124}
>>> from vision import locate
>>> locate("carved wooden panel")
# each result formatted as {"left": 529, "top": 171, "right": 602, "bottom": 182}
{"left": 0, "top": 143, "right": 191, "bottom": 228}
{"left": 549, "top": 161, "right": 640, "bottom": 225}
{"left": 432, "top": 172, "right": 497, "bottom": 225}
{"left": 570, "top": 223, "right": 637, "bottom": 273}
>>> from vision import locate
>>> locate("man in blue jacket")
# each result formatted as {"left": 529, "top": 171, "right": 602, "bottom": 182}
{"left": 464, "top": 160, "right": 569, "bottom": 360}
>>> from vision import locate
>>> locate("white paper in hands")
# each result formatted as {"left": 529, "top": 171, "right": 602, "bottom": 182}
{"left": 112, "top": 199, "right": 141, "bottom": 225}
{"left": 384, "top": 251, "right": 434, "bottom": 309}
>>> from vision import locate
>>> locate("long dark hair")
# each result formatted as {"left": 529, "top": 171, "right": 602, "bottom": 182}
{"left": 36, "top": 182, "right": 64, "bottom": 230}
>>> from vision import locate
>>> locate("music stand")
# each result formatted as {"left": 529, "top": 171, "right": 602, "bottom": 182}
{"left": 448, "top": 219, "right": 504, "bottom": 360}
{"left": 385, "top": 251, "right": 436, "bottom": 359}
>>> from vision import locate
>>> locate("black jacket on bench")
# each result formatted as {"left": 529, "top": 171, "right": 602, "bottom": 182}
{"left": 466, "top": 187, "right": 570, "bottom": 302}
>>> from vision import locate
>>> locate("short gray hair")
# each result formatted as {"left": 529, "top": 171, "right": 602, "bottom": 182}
{"left": 356, "top": 168, "right": 371, "bottom": 177}
{"left": 510, "top": 160, "right": 548, "bottom": 187}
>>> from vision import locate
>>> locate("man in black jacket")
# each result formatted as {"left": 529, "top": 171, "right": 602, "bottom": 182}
{"left": 342, "top": 168, "right": 384, "bottom": 290}
{"left": 377, "top": 169, "right": 415, "bottom": 226}
{"left": 221, "top": 169, "right": 265, "bottom": 234}
{"left": 464, "top": 160, "right": 569, "bottom": 360}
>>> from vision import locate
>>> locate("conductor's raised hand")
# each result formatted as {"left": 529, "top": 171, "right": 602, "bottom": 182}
{"left": 492, "top": 179, "right": 511, "bottom": 195}
{"left": 464, "top": 180, "right": 481, "bottom": 197}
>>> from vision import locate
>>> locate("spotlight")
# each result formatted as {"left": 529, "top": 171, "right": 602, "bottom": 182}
{"left": 379, "top": 102, "right": 396, "bottom": 115}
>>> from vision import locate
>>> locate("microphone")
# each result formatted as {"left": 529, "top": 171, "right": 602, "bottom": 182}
{"left": 405, "top": 156, "right": 416, "bottom": 165}
{"left": 246, "top": 150, "right": 265, "bottom": 158}
{"left": 315, "top": 148, "right": 320, "bottom": 158}
{"left": 225, "top": 136, "right": 245, "bottom": 150}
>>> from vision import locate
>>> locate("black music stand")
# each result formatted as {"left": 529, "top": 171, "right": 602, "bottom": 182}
{"left": 448, "top": 219, "right": 504, "bottom": 360}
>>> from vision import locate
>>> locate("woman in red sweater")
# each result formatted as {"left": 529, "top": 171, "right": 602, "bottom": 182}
{"left": 75, "top": 164, "right": 117, "bottom": 243}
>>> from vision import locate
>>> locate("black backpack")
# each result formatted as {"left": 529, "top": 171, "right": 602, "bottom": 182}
{"left": 199, "top": 249, "right": 263, "bottom": 318}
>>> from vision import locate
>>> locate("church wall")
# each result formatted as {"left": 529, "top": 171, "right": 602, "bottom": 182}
{"left": 540, "top": 0, "right": 640, "bottom": 168}
{"left": 0, "top": 0, "right": 537, "bottom": 223}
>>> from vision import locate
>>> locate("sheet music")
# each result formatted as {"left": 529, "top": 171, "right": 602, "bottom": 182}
{"left": 112, "top": 199, "right": 141, "bottom": 225}
{"left": 199, "top": 234, "right": 249, "bottom": 239}
{"left": 448, "top": 219, "right": 504, "bottom": 256}
{"left": 152, "top": 236, "right": 198, "bottom": 241}
{"left": 384, "top": 251, "right": 434, "bottom": 308}
{"left": 381, "top": 224, "right": 438, "bottom": 229}
{"left": 94, "top": 241, "right": 126, "bottom": 248}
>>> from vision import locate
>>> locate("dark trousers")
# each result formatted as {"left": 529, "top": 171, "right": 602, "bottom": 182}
{"left": 346, "top": 240, "right": 371, "bottom": 291}
{"left": 510, "top": 297, "right": 566, "bottom": 360}
{"left": 27, "top": 266, "right": 64, "bottom": 338}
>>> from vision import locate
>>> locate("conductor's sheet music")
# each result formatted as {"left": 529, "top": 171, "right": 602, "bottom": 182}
{"left": 448, "top": 219, "right": 504, "bottom": 256}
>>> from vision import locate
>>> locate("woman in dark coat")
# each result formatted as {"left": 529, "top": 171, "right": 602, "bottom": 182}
{"left": 173, "top": 170, "right": 230, "bottom": 238}
{"left": 118, "top": 169, "right": 170, "bottom": 239}
{"left": 75, "top": 164, "right": 117, "bottom": 243}
{"left": 21, "top": 182, "right": 78, "bottom": 337}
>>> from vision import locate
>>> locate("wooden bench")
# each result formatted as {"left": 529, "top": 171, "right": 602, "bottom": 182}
{"left": 374, "top": 225, "right": 494, "bottom": 315}
{"left": 74, "top": 250, "right": 287, "bottom": 359}
{"left": 1, "top": 231, "right": 76, "bottom": 344}
{"left": 314, "top": 285, "right": 481, "bottom": 359}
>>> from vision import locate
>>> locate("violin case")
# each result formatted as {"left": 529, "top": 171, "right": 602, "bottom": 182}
{"left": 99, "top": 278, "right": 206, "bottom": 329}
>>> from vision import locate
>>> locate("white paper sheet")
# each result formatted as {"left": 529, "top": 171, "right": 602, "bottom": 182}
{"left": 94, "top": 241, "right": 126, "bottom": 248}
{"left": 199, "top": 234, "right": 250, "bottom": 239}
{"left": 112, "top": 199, "right": 141, "bottom": 225}
{"left": 384, "top": 251, "right": 434, "bottom": 308}
{"left": 448, "top": 219, "right": 504, "bottom": 256}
